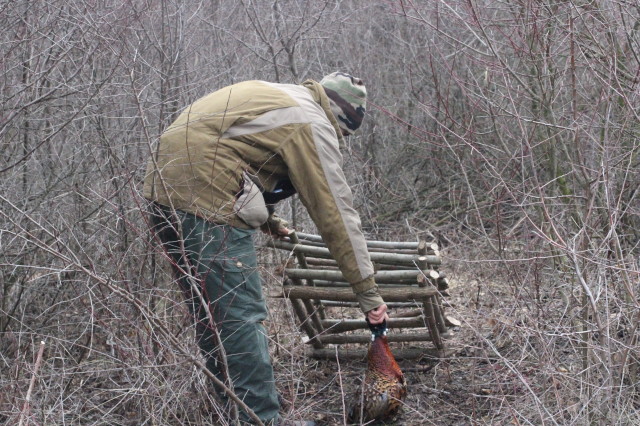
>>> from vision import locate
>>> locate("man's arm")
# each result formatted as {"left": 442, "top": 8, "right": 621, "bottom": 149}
{"left": 279, "top": 122, "right": 387, "bottom": 323}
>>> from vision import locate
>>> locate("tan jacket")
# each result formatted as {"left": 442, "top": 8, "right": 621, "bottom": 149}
{"left": 143, "top": 79, "right": 382, "bottom": 309}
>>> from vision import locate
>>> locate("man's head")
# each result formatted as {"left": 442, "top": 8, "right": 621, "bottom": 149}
{"left": 320, "top": 72, "right": 367, "bottom": 136}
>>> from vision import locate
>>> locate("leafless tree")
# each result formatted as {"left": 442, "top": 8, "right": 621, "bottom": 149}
{"left": 1, "top": 0, "right": 638, "bottom": 424}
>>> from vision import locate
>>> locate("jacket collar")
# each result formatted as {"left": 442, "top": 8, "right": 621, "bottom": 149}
{"left": 301, "top": 79, "right": 346, "bottom": 148}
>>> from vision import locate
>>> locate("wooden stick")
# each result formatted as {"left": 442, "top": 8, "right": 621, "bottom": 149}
{"left": 367, "top": 247, "right": 424, "bottom": 254}
{"left": 437, "top": 275, "right": 450, "bottom": 291}
{"left": 417, "top": 244, "right": 445, "bottom": 351}
{"left": 305, "top": 258, "right": 339, "bottom": 267}
{"left": 321, "top": 316, "right": 426, "bottom": 333}
{"left": 270, "top": 240, "right": 441, "bottom": 266}
{"left": 418, "top": 240, "right": 440, "bottom": 255}
{"left": 317, "top": 332, "right": 434, "bottom": 344}
{"left": 289, "top": 298, "right": 323, "bottom": 349}
{"left": 374, "top": 264, "right": 426, "bottom": 271}
{"left": 426, "top": 242, "right": 440, "bottom": 254}
{"left": 290, "top": 232, "right": 324, "bottom": 243}
{"left": 285, "top": 268, "right": 439, "bottom": 283}
{"left": 391, "top": 308, "right": 425, "bottom": 318}
{"left": 306, "top": 347, "right": 456, "bottom": 360}
{"left": 445, "top": 316, "right": 462, "bottom": 327}
{"left": 294, "top": 232, "right": 426, "bottom": 250}
{"left": 423, "top": 297, "right": 444, "bottom": 350}
{"left": 289, "top": 232, "right": 326, "bottom": 320}
{"left": 18, "top": 340, "right": 46, "bottom": 426}
{"left": 279, "top": 285, "right": 439, "bottom": 302}
{"left": 298, "top": 280, "right": 436, "bottom": 288}
{"left": 318, "top": 301, "right": 424, "bottom": 309}
{"left": 288, "top": 232, "right": 312, "bottom": 275}
{"left": 305, "top": 258, "right": 430, "bottom": 271}
{"left": 291, "top": 277, "right": 325, "bottom": 335}
{"left": 432, "top": 296, "right": 448, "bottom": 333}
{"left": 418, "top": 248, "right": 448, "bottom": 334}
{"left": 288, "top": 232, "right": 327, "bottom": 322}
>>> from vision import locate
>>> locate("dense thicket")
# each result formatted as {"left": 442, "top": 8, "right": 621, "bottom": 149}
{"left": 1, "top": 1, "right": 638, "bottom": 424}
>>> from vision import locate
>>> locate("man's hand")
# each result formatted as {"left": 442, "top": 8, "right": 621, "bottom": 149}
{"left": 260, "top": 214, "right": 291, "bottom": 238}
{"left": 366, "top": 303, "right": 388, "bottom": 325}
{"left": 263, "top": 224, "right": 291, "bottom": 238}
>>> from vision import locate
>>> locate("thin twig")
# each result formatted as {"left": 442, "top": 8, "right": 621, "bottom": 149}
{"left": 336, "top": 346, "right": 347, "bottom": 424}
{"left": 18, "top": 340, "right": 46, "bottom": 426}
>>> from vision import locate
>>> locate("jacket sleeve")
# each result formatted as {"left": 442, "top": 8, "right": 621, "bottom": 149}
{"left": 279, "top": 122, "right": 384, "bottom": 312}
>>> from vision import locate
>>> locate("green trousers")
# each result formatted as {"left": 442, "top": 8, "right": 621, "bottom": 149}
{"left": 151, "top": 204, "right": 280, "bottom": 424}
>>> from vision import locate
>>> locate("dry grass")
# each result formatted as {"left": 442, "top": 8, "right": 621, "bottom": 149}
{"left": 1, "top": 230, "right": 638, "bottom": 425}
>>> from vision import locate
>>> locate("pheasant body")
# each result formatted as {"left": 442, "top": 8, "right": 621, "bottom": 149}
{"left": 348, "top": 323, "right": 407, "bottom": 423}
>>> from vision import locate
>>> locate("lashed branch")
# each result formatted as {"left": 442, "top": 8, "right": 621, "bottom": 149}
{"left": 278, "top": 285, "right": 438, "bottom": 302}
{"left": 285, "top": 268, "right": 439, "bottom": 283}
{"left": 268, "top": 239, "right": 441, "bottom": 266}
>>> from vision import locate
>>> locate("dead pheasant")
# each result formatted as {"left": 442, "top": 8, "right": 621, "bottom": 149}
{"left": 348, "top": 320, "right": 407, "bottom": 423}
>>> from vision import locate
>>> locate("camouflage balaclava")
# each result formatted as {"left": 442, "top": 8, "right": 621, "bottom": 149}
{"left": 320, "top": 72, "right": 367, "bottom": 135}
